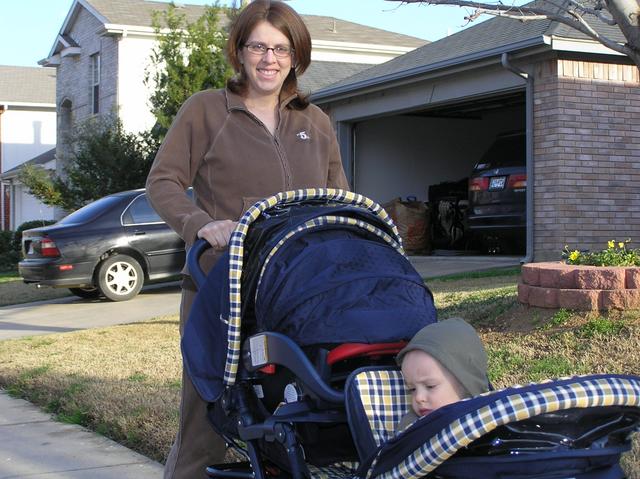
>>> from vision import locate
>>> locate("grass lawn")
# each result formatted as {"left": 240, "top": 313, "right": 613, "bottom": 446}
{"left": 0, "top": 268, "right": 638, "bottom": 475}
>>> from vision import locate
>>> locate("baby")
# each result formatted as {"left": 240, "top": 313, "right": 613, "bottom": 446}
{"left": 396, "top": 318, "right": 489, "bottom": 431}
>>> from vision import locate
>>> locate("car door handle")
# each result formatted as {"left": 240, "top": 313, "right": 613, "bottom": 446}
{"left": 134, "top": 231, "right": 146, "bottom": 236}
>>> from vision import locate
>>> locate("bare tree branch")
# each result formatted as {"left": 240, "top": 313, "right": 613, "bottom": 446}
{"left": 385, "top": 0, "right": 640, "bottom": 66}
{"left": 566, "top": 0, "right": 617, "bottom": 24}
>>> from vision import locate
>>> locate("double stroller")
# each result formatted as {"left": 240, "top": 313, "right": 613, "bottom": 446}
{"left": 182, "top": 189, "right": 640, "bottom": 479}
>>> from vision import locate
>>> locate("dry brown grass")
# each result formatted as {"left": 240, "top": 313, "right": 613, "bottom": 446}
{"left": 0, "top": 270, "right": 638, "bottom": 475}
{"left": 0, "top": 316, "right": 181, "bottom": 461}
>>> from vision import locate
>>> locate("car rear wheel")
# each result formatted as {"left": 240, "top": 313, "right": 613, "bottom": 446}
{"left": 68, "top": 287, "right": 101, "bottom": 299}
{"left": 97, "top": 254, "right": 144, "bottom": 301}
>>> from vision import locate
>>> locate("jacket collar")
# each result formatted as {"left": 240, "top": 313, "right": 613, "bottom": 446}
{"left": 225, "top": 88, "right": 297, "bottom": 112}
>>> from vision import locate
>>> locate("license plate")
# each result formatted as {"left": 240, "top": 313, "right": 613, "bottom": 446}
{"left": 489, "top": 176, "right": 506, "bottom": 190}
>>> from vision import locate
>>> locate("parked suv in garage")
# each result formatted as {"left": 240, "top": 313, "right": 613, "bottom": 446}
{"left": 467, "top": 132, "right": 526, "bottom": 253}
{"left": 19, "top": 189, "right": 188, "bottom": 301}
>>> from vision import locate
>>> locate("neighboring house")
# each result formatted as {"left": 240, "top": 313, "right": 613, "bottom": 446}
{"left": 40, "top": 0, "right": 426, "bottom": 189}
{"left": 311, "top": 11, "right": 640, "bottom": 261}
{"left": 0, "top": 65, "right": 56, "bottom": 230}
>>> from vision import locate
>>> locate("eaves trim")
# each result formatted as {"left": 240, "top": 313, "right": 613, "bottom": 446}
{"left": 45, "top": 0, "right": 109, "bottom": 59}
{"left": 102, "top": 24, "right": 158, "bottom": 37}
{"left": 549, "top": 36, "right": 626, "bottom": 56}
{"left": 312, "top": 39, "right": 420, "bottom": 55}
{"left": 0, "top": 102, "right": 56, "bottom": 108}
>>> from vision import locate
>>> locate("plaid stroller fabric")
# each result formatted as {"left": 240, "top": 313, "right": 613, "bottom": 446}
{"left": 346, "top": 369, "right": 640, "bottom": 479}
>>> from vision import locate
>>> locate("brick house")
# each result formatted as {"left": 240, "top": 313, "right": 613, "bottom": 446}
{"left": 0, "top": 66, "right": 57, "bottom": 230}
{"left": 311, "top": 14, "right": 640, "bottom": 261}
{"left": 39, "top": 0, "right": 426, "bottom": 209}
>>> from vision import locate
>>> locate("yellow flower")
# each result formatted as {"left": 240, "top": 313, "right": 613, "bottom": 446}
{"left": 569, "top": 250, "right": 580, "bottom": 261}
{"left": 618, "top": 242, "right": 625, "bottom": 249}
{"left": 608, "top": 240, "right": 615, "bottom": 249}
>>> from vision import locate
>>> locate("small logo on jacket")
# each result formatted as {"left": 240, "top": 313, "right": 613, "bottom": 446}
{"left": 296, "top": 130, "right": 310, "bottom": 140}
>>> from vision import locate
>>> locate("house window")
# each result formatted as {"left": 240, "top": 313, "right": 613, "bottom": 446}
{"left": 90, "top": 53, "right": 100, "bottom": 114}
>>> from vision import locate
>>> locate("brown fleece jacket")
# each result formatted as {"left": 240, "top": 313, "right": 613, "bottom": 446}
{"left": 146, "top": 88, "right": 349, "bottom": 274}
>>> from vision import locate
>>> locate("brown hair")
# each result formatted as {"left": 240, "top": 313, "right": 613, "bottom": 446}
{"left": 226, "top": 0, "right": 311, "bottom": 109}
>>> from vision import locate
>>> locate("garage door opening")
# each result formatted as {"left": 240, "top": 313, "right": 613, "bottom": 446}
{"left": 352, "top": 91, "right": 526, "bottom": 256}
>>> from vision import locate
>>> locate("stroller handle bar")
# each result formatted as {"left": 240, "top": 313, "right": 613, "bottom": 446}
{"left": 187, "top": 239, "right": 210, "bottom": 289}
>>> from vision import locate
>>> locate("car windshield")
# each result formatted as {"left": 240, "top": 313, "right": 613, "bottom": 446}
{"left": 474, "top": 135, "right": 525, "bottom": 171}
{"left": 57, "top": 196, "right": 123, "bottom": 225}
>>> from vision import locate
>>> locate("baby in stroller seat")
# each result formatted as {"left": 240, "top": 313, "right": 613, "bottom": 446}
{"left": 396, "top": 318, "right": 489, "bottom": 431}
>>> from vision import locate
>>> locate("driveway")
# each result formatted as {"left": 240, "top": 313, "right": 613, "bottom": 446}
{"left": 0, "top": 255, "right": 520, "bottom": 342}
{"left": 0, "top": 282, "right": 181, "bottom": 341}
{"left": 410, "top": 254, "right": 521, "bottom": 279}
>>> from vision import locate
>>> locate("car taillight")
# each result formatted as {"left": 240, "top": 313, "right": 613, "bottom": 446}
{"left": 40, "top": 238, "right": 61, "bottom": 257}
{"left": 469, "top": 177, "right": 489, "bottom": 192}
{"left": 508, "top": 174, "right": 527, "bottom": 189}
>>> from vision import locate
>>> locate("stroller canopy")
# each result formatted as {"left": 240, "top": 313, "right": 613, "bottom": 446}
{"left": 183, "top": 189, "right": 437, "bottom": 402}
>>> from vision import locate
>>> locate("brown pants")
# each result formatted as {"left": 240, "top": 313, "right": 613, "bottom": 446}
{"left": 164, "top": 287, "right": 227, "bottom": 479}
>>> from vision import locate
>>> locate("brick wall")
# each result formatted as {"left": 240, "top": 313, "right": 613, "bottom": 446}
{"left": 55, "top": 7, "right": 118, "bottom": 167}
{"left": 533, "top": 59, "right": 640, "bottom": 261}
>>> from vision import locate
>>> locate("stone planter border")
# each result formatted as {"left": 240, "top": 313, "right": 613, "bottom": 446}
{"left": 518, "top": 262, "right": 640, "bottom": 310}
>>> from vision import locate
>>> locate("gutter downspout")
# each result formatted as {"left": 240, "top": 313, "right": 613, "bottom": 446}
{"left": 501, "top": 53, "right": 534, "bottom": 264}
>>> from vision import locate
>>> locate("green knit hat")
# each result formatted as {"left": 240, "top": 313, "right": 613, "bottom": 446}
{"left": 396, "top": 318, "right": 489, "bottom": 397}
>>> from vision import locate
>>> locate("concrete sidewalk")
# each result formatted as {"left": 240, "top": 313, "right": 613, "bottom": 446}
{"left": 0, "top": 391, "right": 163, "bottom": 478}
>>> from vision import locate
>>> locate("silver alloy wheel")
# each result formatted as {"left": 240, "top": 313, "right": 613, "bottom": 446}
{"left": 97, "top": 254, "right": 144, "bottom": 301}
{"left": 104, "top": 260, "right": 138, "bottom": 296}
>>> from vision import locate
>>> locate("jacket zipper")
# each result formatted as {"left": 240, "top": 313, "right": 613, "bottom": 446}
{"left": 243, "top": 109, "right": 292, "bottom": 190}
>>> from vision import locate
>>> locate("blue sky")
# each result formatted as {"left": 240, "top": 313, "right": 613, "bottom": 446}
{"left": 0, "top": 0, "right": 479, "bottom": 67}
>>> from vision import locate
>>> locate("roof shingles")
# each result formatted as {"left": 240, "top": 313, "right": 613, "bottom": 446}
{"left": 0, "top": 66, "right": 56, "bottom": 104}
{"left": 82, "top": 0, "right": 426, "bottom": 49}
{"left": 320, "top": 0, "right": 627, "bottom": 93}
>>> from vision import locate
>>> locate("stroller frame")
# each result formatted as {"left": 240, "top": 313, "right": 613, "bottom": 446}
{"left": 187, "top": 189, "right": 414, "bottom": 479}
{"left": 183, "top": 189, "right": 640, "bottom": 479}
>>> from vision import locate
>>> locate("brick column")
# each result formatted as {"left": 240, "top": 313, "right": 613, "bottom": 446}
{"left": 533, "top": 59, "right": 640, "bottom": 261}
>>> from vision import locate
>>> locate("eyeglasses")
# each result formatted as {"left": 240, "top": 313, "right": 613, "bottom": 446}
{"left": 244, "top": 42, "right": 294, "bottom": 58}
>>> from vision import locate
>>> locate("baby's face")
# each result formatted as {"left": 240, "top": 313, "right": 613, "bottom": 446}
{"left": 401, "top": 350, "right": 464, "bottom": 418}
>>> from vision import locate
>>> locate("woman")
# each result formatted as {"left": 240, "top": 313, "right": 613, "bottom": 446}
{"left": 146, "top": 1, "right": 349, "bottom": 477}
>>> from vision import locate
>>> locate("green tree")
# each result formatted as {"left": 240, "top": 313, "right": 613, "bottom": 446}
{"left": 145, "top": 3, "right": 233, "bottom": 139}
{"left": 19, "top": 116, "right": 160, "bottom": 212}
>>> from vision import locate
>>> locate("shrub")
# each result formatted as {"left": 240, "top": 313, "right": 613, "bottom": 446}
{"left": 11, "top": 220, "right": 57, "bottom": 252}
{"left": 0, "top": 230, "right": 18, "bottom": 272}
{"left": 0, "top": 230, "right": 13, "bottom": 254}
{"left": 562, "top": 239, "right": 640, "bottom": 267}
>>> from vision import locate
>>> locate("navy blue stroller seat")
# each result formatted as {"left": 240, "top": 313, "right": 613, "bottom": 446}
{"left": 182, "top": 189, "right": 437, "bottom": 477}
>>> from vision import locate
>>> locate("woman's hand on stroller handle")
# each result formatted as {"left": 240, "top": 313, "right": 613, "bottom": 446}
{"left": 197, "top": 220, "right": 238, "bottom": 250}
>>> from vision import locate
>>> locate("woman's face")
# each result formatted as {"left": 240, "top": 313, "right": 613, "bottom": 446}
{"left": 239, "top": 21, "right": 293, "bottom": 100}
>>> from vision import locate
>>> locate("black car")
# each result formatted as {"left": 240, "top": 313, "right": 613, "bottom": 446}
{"left": 19, "top": 189, "right": 188, "bottom": 301}
{"left": 467, "top": 132, "right": 526, "bottom": 253}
